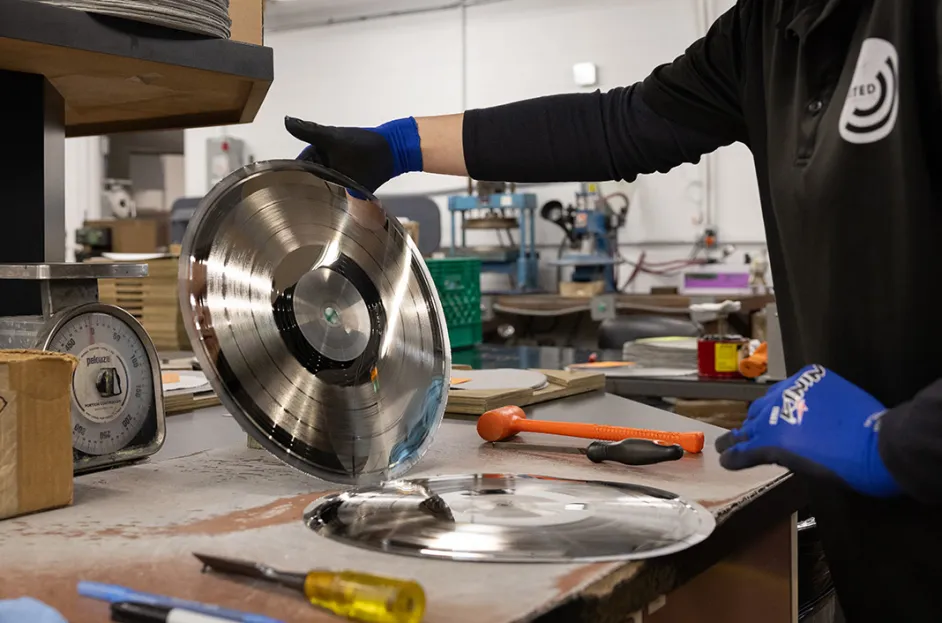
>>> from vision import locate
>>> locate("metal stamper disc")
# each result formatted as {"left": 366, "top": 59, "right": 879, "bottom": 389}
{"left": 303, "top": 474, "right": 716, "bottom": 562}
{"left": 179, "top": 161, "right": 451, "bottom": 484}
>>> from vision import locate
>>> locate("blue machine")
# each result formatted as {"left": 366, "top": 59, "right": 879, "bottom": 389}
{"left": 541, "top": 183, "right": 629, "bottom": 292}
{"left": 566, "top": 210, "right": 621, "bottom": 288}
{"left": 447, "top": 191, "right": 540, "bottom": 292}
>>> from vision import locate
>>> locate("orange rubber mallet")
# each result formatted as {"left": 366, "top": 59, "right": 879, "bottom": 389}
{"left": 477, "top": 406, "right": 705, "bottom": 454}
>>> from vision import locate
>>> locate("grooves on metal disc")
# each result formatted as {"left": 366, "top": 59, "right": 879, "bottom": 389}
{"left": 302, "top": 473, "right": 716, "bottom": 562}
{"left": 178, "top": 160, "right": 451, "bottom": 485}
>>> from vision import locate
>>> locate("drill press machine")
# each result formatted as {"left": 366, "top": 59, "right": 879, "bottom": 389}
{"left": 542, "top": 183, "right": 629, "bottom": 293}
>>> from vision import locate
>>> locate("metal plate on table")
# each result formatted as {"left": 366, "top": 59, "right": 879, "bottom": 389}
{"left": 179, "top": 160, "right": 451, "bottom": 485}
{"left": 0, "top": 262, "right": 148, "bottom": 280}
{"left": 303, "top": 473, "right": 715, "bottom": 562}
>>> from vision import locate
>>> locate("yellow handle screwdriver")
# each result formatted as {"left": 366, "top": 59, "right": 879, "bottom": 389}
{"left": 194, "top": 552, "right": 426, "bottom": 623}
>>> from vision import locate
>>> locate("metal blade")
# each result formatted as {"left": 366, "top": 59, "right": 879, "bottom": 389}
{"left": 194, "top": 552, "right": 277, "bottom": 580}
{"left": 489, "top": 442, "right": 587, "bottom": 456}
{"left": 193, "top": 553, "right": 305, "bottom": 592}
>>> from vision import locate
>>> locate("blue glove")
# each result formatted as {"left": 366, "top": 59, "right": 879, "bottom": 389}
{"left": 0, "top": 598, "right": 67, "bottom": 623}
{"left": 716, "top": 364, "right": 902, "bottom": 497}
{"left": 285, "top": 116, "right": 423, "bottom": 198}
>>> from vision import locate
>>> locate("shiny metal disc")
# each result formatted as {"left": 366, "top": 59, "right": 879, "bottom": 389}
{"left": 179, "top": 160, "right": 451, "bottom": 484}
{"left": 303, "top": 473, "right": 716, "bottom": 562}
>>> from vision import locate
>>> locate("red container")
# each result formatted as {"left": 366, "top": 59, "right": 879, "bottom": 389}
{"left": 698, "top": 335, "right": 748, "bottom": 379}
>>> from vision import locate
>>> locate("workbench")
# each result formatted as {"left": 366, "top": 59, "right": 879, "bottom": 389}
{"left": 0, "top": 392, "right": 802, "bottom": 622}
{"left": 489, "top": 294, "right": 774, "bottom": 317}
{"left": 483, "top": 293, "right": 773, "bottom": 349}
{"left": 456, "top": 344, "right": 772, "bottom": 403}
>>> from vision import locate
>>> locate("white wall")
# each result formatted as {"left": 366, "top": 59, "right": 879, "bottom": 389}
{"left": 64, "top": 136, "right": 104, "bottom": 262}
{"left": 185, "top": 0, "right": 767, "bottom": 292}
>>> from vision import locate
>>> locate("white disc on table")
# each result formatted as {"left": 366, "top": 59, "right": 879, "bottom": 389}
{"left": 451, "top": 369, "right": 547, "bottom": 391}
{"left": 161, "top": 370, "right": 210, "bottom": 393}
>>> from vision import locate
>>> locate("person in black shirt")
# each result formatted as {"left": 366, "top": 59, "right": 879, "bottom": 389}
{"left": 285, "top": 1, "right": 942, "bottom": 619}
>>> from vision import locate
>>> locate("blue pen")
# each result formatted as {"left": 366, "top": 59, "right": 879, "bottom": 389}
{"left": 77, "top": 581, "right": 284, "bottom": 623}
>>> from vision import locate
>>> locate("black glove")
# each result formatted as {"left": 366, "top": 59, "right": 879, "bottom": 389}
{"left": 284, "top": 116, "right": 423, "bottom": 197}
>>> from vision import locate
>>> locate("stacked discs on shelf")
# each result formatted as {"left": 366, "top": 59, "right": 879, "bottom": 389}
{"left": 34, "top": 0, "right": 231, "bottom": 39}
{"left": 622, "top": 336, "right": 700, "bottom": 370}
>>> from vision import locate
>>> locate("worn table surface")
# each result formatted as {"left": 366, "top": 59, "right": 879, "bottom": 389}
{"left": 0, "top": 393, "right": 796, "bottom": 623}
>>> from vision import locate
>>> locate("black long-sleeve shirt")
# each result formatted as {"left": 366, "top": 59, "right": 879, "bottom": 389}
{"left": 463, "top": 1, "right": 942, "bottom": 619}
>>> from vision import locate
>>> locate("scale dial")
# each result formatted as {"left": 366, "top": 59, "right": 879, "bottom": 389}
{"left": 46, "top": 309, "right": 156, "bottom": 457}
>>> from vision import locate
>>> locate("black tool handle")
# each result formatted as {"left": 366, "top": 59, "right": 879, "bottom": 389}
{"left": 585, "top": 438, "right": 684, "bottom": 466}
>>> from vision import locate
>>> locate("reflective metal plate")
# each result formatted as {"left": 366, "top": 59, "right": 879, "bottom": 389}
{"left": 179, "top": 161, "right": 451, "bottom": 484}
{"left": 303, "top": 473, "right": 716, "bottom": 562}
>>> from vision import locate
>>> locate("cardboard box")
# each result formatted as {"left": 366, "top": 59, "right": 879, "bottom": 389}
{"left": 85, "top": 218, "right": 169, "bottom": 253}
{"left": 229, "top": 0, "right": 264, "bottom": 45}
{"left": 401, "top": 221, "right": 420, "bottom": 250}
{"left": 673, "top": 399, "right": 748, "bottom": 430}
{"left": 0, "top": 350, "right": 78, "bottom": 520}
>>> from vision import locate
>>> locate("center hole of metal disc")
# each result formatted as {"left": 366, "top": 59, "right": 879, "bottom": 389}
{"left": 323, "top": 306, "right": 341, "bottom": 325}
{"left": 292, "top": 267, "right": 371, "bottom": 362}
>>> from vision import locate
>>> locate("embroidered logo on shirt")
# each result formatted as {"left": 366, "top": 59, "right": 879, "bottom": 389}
{"left": 839, "top": 38, "right": 900, "bottom": 145}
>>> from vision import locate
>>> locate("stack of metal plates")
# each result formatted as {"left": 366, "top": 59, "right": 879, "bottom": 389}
{"left": 622, "top": 336, "right": 699, "bottom": 369}
{"left": 35, "top": 0, "right": 231, "bottom": 38}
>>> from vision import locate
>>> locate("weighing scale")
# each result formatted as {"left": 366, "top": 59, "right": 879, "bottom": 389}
{"left": 0, "top": 263, "right": 165, "bottom": 474}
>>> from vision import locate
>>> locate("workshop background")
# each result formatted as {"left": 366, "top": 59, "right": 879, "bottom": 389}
{"left": 1, "top": 0, "right": 828, "bottom": 620}
{"left": 65, "top": 0, "right": 767, "bottom": 294}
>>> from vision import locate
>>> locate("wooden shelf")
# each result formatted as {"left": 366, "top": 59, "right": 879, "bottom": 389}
{"left": 0, "top": 0, "right": 273, "bottom": 136}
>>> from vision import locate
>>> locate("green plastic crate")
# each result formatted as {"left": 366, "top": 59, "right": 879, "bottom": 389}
{"left": 425, "top": 257, "right": 482, "bottom": 350}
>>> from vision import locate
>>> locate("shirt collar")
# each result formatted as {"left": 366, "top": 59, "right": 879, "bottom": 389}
{"left": 778, "top": 0, "right": 848, "bottom": 39}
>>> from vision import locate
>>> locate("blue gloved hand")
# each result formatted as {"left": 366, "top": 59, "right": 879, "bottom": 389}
{"left": 284, "top": 116, "right": 423, "bottom": 198}
{"left": 0, "top": 597, "right": 67, "bottom": 623}
{"left": 716, "top": 364, "right": 902, "bottom": 497}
